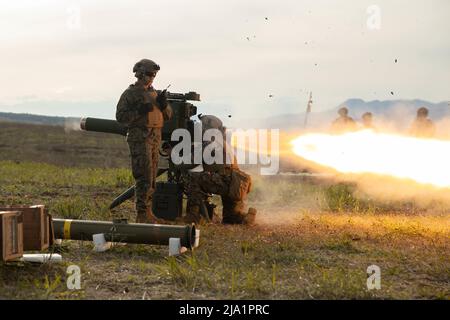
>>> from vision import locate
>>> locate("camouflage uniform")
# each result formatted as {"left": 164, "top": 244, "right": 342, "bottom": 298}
{"left": 409, "top": 118, "right": 435, "bottom": 138}
{"left": 184, "top": 115, "right": 255, "bottom": 225}
{"left": 185, "top": 166, "right": 254, "bottom": 225}
{"left": 330, "top": 116, "right": 357, "bottom": 134}
{"left": 361, "top": 112, "right": 376, "bottom": 130}
{"left": 116, "top": 84, "right": 172, "bottom": 221}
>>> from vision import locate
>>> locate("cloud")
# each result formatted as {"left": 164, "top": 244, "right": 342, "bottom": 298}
{"left": 0, "top": 99, "right": 116, "bottom": 119}
{"left": 0, "top": 0, "right": 448, "bottom": 120}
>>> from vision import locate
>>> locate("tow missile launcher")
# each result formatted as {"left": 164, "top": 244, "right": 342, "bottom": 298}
{"left": 80, "top": 91, "right": 212, "bottom": 221}
{"left": 80, "top": 91, "right": 199, "bottom": 140}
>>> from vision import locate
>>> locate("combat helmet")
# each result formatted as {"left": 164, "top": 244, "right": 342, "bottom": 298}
{"left": 338, "top": 107, "right": 349, "bottom": 116}
{"left": 133, "top": 59, "right": 160, "bottom": 78}
{"left": 198, "top": 114, "right": 226, "bottom": 134}
{"left": 362, "top": 112, "right": 373, "bottom": 120}
{"left": 417, "top": 107, "right": 429, "bottom": 117}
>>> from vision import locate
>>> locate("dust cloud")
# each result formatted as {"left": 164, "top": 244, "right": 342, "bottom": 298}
{"left": 64, "top": 118, "right": 83, "bottom": 133}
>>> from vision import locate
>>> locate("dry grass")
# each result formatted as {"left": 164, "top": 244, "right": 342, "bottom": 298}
{"left": 0, "top": 123, "right": 449, "bottom": 299}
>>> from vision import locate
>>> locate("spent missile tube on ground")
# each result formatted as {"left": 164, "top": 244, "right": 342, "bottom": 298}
{"left": 53, "top": 218, "right": 196, "bottom": 249}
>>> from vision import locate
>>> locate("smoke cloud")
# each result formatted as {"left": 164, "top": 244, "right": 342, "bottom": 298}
{"left": 64, "top": 117, "right": 82, "bottom": 133}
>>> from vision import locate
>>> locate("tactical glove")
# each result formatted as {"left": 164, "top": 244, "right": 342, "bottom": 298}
{"left": 157, "top": 89, "right": 168, "bottom": 110}
{"left": 137, "top": 103, "right": 153, "bottom": 115}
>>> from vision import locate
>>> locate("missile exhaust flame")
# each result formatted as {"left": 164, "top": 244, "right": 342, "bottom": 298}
{"left": 291, "top": 130, "right": 450, "bottom": 188}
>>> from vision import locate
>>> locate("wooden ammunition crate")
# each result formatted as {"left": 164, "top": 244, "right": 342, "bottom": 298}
{"left": 47, "top": 211, "right": 55, "bottom": 246}
{"left": 0, "top": 211, "right": 24, "bottom": 261}
{"left": 0, "top": 205, "right": 49, "bottom": 251}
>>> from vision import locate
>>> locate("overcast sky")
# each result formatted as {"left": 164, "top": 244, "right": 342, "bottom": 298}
{"left": 0, "top": 0, "right": 448, "bottom": 127}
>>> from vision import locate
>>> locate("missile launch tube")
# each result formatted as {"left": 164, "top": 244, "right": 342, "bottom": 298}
{"left": 53, "top": 219, "right": 196, "bottom": 249}
{"left": 80, "top": 117, "right": 127, "bottom": 136}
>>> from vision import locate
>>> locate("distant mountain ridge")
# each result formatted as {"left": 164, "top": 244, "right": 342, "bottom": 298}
{"left": 338, "top": 99, "right": 450, "bottom": 120}
{"left": 0, "top": 111, "right": 79, "bottom": 126}
{"left": 260, "top": 99, "right": 450, "bottom": 131}
{"left": 1, "top": 99, "right": 449, "bottom": 132}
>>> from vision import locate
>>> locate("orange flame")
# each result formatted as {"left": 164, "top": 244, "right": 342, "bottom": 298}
{"left": 291, "top": 130, "right": 450, "bottom": 188}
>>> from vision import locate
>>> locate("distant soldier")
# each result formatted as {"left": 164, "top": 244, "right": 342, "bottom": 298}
{"left": 116, "top": 59, "right": 173, "bottom": 223}
{"left": 409, "top": 107, "right": 435, "bottom": 138}
{"left": 361, "top": 112, "right": 376, "bottom": 130}
{"left": 330, "top": 107, "right": 357, "bottom": 134}
{"left": 183, "top": 115, "right": 256, "bottom": 225}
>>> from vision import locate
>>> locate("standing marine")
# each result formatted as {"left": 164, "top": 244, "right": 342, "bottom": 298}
{"left": 409, "top": 107, "right": 435, "bottom": 138}
{"left": 361, "top": 112, "right": 376, "bottom": 130}
{"left": 116, "top": 59, "right": 173, "bottom": 223}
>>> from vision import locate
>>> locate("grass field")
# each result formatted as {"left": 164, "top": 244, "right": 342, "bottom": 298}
{"left": 0, "top": 122, "right": 130, "bottom": 168}
{"left": 0, "top": 123, "right": 449, "bottom": 299}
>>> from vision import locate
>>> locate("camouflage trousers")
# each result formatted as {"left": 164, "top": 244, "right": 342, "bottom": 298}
{"left": 127, "top": 128, "right": 161, "bottom": 216}
{"left": 185, "top": 170, "right": 247, "bottom": 224}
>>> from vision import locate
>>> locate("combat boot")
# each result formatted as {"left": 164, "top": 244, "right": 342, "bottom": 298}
{"left": 243, "top": 207, "right": 257, "bottom": 226}
{"left": 222, "top": 207, "right": 257, "bottom": 226}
